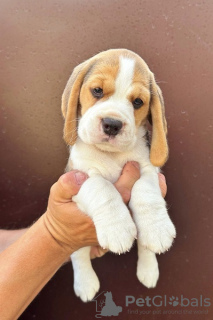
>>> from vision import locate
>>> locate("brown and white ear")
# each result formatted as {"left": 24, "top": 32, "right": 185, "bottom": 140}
{"left": 61, "top": 58, "right": 95, "bottom": 145}
{"left": 149, "top": 74, "right": 168, "bottom": 167}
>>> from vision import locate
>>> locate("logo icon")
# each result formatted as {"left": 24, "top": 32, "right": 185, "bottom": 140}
{"left": 169, "top": 296, "right": 179, "bottom": 307}
{"left": 92, "top": 291, "right": 122, "bottom": 318}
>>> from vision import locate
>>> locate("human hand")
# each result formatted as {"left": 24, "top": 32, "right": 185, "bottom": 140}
{"left": 43, "top": 161, "right": 141, "bottom": 256}
{"left": 0, "top": 165, "right": 167, "bottom": 259}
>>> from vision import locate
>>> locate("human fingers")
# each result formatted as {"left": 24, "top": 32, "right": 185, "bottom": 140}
{"left": 90, "top": 246, "right": 109, "bottom": 259}
{"left": 114, "top": 161, "right": 140, "bottom": 204}
{"left": 158, "top": 173, "right": 167, "bottom": 198}
{"left": 49, "top": 170, "right": 88, "bottom": 203}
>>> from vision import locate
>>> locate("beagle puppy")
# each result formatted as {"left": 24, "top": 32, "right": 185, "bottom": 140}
{"left": 62, "top": 49, "right": 176, "bottom": 302}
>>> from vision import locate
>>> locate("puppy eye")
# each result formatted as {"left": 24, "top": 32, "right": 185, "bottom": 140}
{"left": 92, "top": 87, "right": 103, "bottom": 98}
{"left": 133, "top": 98, "right": 144, "bottom": 109}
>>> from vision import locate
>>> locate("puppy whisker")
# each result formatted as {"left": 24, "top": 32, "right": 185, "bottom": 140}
{"left": 155, "top": 80, "right": 167, "bottom": 84}
{"left": 65, "top": 118, "right": 81, "bottom": 125}
{"left": 64, "top": 127, "right": 78, "bottom": 141}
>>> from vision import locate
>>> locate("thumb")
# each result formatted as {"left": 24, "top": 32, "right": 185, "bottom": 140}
{"left": 115, "top": 161, "right": 140, "bottom": 204}
{"left": 50, "top": 171, "right": 88, "bottom": 203}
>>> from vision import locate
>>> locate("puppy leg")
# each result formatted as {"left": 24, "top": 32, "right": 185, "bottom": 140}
{"left": 129, "top": 165, "right": 176, "bottom": 253}
{"left": 73, "top": 176, "right": 137, "bottom": 254}
{"left": 71, "top": 246, "right": 100, "bottom": 302}
{"left": 137, "top": 241, "right": 159, "bottom": 288}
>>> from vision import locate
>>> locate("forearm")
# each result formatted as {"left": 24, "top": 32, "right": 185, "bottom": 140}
{"left": 0, "top": 214, "right": 70, "bottom": 320}
{"left": 0, "top": 229, "right": 27, "bottom": 254}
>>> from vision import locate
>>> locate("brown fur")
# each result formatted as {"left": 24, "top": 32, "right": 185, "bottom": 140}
{"left": 80, "top": 63, "right": 119, "bottom": 115}
{"left": 149, "top": 74, "right": 168, "bottom": 167}
{"left": 131, "top": 67, "right": 151, "bottom": 127}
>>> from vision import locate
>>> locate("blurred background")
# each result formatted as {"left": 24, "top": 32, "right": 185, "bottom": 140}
{"left": 0, "top": 0, "right": 213, "bottom": 319}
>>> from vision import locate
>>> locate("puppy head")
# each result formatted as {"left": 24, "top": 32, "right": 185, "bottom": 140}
{"left": 62, "top": 49, "right": 168, "bottom": 166}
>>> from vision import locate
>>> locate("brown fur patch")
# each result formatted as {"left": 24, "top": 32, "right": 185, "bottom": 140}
{"left": 131, "top": 67, "right": 151, "bottom": 127}
{"left": 149, "top": 77, "right": 168, "bottom": 167}
{"left": 62, "top": 58, "right": 98, "bottom": 145}
{"left": 80, "top": 62, "right": 119, "bottom": 115}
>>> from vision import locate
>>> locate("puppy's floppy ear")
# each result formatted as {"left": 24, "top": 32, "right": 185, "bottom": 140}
{"left": 149, "top": 73, "right": 168, "bottom": 167}
{"left": 61, "top": 58, "right": 95, "bottom": 145}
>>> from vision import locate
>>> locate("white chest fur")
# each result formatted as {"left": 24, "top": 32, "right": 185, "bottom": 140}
{"left": 68, "top": 126, "right": 154, "bottom": 183}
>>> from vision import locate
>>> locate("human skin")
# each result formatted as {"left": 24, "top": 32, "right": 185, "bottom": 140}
{"left": 0, "top": 162, "right": 167, "bottom": 320}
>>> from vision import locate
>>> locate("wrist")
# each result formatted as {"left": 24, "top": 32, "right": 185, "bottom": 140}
{"left": 41, "top": 213, "right": 73, "bottom": 261}
{"left": 42, "top": 210, "right": 78, "bottom": 256}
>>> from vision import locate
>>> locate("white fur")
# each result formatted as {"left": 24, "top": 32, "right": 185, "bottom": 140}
{"left": 68, "top": 56, "right": 176, "bottom": 301}
{"left": 136, "top": 244, "right": 159, "bottom": 288}
{"left": 114, "top": 57, "right": 135, "bottom": 99}
{"left": 71, "top": 247, "right": 100, "bottom": 302}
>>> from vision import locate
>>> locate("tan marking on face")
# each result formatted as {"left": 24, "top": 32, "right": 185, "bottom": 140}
{"left": 80, "top": 59, "right": 119, "bottom": 115}
{"left": 127, "top": 64, "right": 151, "bottom": 127}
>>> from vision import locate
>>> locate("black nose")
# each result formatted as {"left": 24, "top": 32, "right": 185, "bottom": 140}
{"left": 102, "top": 118, "right": 123, "bottom": 136}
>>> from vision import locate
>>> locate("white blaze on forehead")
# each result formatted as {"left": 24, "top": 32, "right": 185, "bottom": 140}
{"left": 114, "top": 56, "right": 135, "bottom": 99}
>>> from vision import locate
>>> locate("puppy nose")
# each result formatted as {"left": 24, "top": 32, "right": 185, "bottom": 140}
{"left": 102, "top": 118, "right": 123, "bottom": 136}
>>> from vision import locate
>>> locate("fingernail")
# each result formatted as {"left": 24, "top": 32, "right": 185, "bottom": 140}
{"left": 130, "top": 161, "right": 140, "bottom": 169}
{"left": 74, "top": 172, "right": 87, "bottom": 185}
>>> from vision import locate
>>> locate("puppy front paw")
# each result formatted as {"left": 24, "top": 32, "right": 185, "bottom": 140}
{"left": 96, "top": 207, "right": 137, "bottom": 254}
{"left": 132, "top": 198, "right": 176, "bottom": 254}
{"left": 74, "top": 269, "right": 100, "bottom": 302}
{"left": 139, "top": 209, "right": 176, "bottom": 253}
